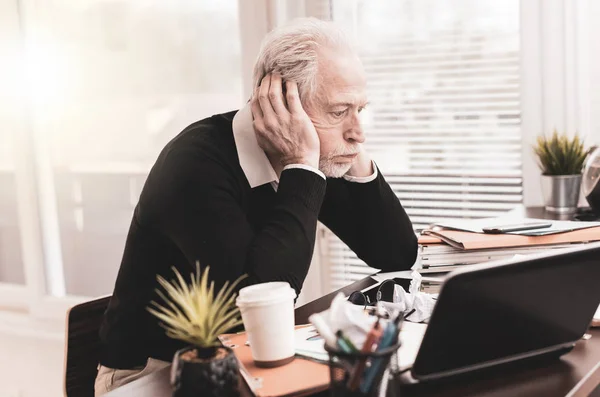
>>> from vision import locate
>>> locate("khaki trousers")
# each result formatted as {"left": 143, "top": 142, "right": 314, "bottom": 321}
{"left": 94, "top": 357, "right": 170, "bottom": 396}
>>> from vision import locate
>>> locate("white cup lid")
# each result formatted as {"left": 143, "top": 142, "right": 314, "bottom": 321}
{"left": 236, "top": 282, "right": 296, "bottom": 307}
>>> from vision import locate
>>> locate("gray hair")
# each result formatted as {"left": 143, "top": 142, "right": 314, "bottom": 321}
{"left": 252, "top": 18, "right": 354, "bottom": 104}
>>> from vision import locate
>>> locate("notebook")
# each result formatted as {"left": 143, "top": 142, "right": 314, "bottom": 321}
{"left": 430, "top": 217, "right": 600, "bottom": 235}
{"left": 219, "top": 328, "right": 330, "bottom": 397}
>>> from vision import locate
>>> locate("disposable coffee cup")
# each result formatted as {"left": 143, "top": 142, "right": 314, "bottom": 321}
{"left": 236, "top": 282, "right": 296, "bottom": 368}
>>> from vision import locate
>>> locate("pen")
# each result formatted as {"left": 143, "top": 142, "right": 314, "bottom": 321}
{"left": 360, "top": 313, "right": 403, "bottom": 393}
{"left": 306, "top": 333, "right": 323, "bottom": 341}
{"left": 348, "top": 318, "right": 383, "bottom": 391}
{"left": 335, "top": 330, "right": 358, "bottom": 353}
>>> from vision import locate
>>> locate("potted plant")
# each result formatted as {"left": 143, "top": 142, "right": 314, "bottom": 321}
{"left": 147, "top": 263, "right": 247, "bottom": 397}
{"left": 533, "top": 130, "right": 589, "bottom": 213}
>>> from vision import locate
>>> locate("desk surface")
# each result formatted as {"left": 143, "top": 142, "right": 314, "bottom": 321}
{"left": 106, "top": 276, "right": 600, "bottom": 397}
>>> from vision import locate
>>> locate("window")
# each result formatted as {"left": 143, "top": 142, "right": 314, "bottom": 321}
{"left": 319, "top": 0, "right": 523, "bottom": 290}
{"left": 0, "top": 135, "right": 24, "bottom": 286}
{"left": 0, "top": 0, "right": 25, "bottom": 286}
{"left": 0, "top": 134, "right": 25, "bottom": 286}
{"left": 35, "top": 0, "right": 242, "bottom": 297}
{"left": 0, "top": 0, "right": 243, "bottom": 306}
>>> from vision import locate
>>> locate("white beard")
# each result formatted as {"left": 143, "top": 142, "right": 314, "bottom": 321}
{"left": 319, "top": 159, "right": 353, "bottom": 178}
{"left": 319, "top": 144, "right": 360, "bottom": 178}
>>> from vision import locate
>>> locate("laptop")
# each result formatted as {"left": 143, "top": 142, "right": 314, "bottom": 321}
{"left": 378, "top": 242, "right": 600, "bottom": 382}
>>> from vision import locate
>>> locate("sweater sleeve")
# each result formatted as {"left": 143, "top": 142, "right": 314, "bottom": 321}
{"left": 146, "top": 151, "right": 326, "bottom": 296}
{"left": 319, "top": 166, "right": 418, "bottom": 272}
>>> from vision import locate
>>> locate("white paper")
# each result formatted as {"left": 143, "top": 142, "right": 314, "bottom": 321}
{"left": 396, "top": 322, "right": 428, "bottom": 370}
{"left": 308, "top": 293, "right": 378, "bottom": 350}
{"left": 371, "top": 270, "right": 414, "bottom": 283}
{"left": 432, "top": 217, "right": 600, "bottom": 235}
{"left": 379, "top": 285, "right": 437, "bottom": 323}
{"left": 294, "top": 326, "right": 328, "bottom": 362}
{"left": 372, "top": 270, "right": 446, "bottom": 284}
{"left": 409, "top": 270, "right": 421, "bottom": 294}
{"left": 301, "top": 307, "right": 428, "bottom": 371}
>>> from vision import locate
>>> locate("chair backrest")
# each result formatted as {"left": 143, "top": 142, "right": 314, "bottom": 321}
{"left": 64, "top": 295, "right": 111, "bottom": 397}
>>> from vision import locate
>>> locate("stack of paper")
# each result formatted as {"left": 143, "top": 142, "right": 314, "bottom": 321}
{"left": 416, "top": 243, "right": 581, "bottom": 272}
{"left": 431, "top": 217, "right": 600, "bottom": 235}
{"left": 421, "top": 218, "right": 600, "bottom": 250}
{"left": 412, "top": 217, "right": 600, "bottom": 277}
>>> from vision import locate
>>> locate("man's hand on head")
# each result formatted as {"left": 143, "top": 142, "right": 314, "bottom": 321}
{"left": 251, "top": 73, "right": 320, "bottom": 170}
{"left": 346, "top": 146, "right": 374, "bottom": 177}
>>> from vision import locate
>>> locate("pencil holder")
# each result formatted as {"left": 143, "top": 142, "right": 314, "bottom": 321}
{"left": 324, "top": 342, "right": 400, "bottom": 397}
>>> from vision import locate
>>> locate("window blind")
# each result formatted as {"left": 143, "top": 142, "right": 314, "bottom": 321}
{"left": 310, "top": 0, "right": 523, "bottom": 291}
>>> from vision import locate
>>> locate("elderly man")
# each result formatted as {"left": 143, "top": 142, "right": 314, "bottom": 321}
{"left": 95, "top": 18, "right": 417, "bottom": 395}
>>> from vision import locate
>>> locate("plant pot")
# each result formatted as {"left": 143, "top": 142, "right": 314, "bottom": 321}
{"left": 540, "top": 174, "right": 582, "bottom": 214}
{"left": 171, "top": 346, "right": 240, "bottom": 397}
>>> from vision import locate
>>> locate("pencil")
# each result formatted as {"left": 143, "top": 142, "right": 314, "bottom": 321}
{"left": 347, "top": 319, "right": 383, "bottom": 391}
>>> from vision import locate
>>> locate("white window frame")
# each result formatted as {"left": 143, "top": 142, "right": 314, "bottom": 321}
{"left": 0, "top": 0, "right": 86, "bottom": 324}
{"left": 0, "top": 0, "right": 280, "bottom": 331}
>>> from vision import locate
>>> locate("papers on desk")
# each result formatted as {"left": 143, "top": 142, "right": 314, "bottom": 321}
{"left": 294, "top": 322, "right": 428, "bottom": 371}
{"left": 432, "top": 217, "right": 600, "bottom": 235}
{"left": 420, "top": 227, "right": 600, "bottom": 250}
{"left": 396, "top": 322, "right": 427, "bottom": 371}
{"left": 295, "top": 326, "right": 328, "bottom": 362}
{"left": 372, "top": 270, "right": 446, "bottom": 297}
{"left": 220, "top": 328, "right": 330, "bottom": 396}
{"left": 415, "top": 242, "right": 579, "bottom": 269}
{"left": 415, "top": 216, "right": 600, "bottom": 274}
{"left": 371, "top": 270, "right": 445, "bottom": 285}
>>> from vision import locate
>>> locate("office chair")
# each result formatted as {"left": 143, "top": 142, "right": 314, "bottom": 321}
{"left": 64, "top": 295, "right": 111, "bottom": 397}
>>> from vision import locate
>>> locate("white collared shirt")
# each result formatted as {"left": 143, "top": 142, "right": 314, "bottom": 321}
{"left": 232, "top": 105, "right": 377, "bottom": 191}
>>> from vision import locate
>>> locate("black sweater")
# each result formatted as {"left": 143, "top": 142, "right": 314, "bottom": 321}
{"left": 99, "top": 110, "right": 417, "bottom": 368}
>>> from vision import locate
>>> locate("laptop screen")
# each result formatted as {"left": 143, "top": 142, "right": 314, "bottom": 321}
{"left": 412, "top": 244, "right": 600, "bottom": 379}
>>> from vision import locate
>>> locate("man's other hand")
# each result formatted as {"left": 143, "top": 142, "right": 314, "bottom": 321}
{"left": 251, "top": 73, "right": 320, "bottom": 170}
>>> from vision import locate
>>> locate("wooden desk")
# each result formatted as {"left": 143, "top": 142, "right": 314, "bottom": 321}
{"left": 525, "top": 206, "right": 577, "bottom": 221}
{"left": 106, "top": 276, "right": 600, "bottom": 397}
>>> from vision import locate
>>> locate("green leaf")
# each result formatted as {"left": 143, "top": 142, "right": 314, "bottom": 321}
{"left": 147, "top": 263, "right": 247, "bottom": 349}
{"left": 533, "top": 131, "right": 589, "bottom": 175}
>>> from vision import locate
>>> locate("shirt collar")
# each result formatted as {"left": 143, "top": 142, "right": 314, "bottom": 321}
{"left": 232, "top": 104, "right": 279, "bottom": 188}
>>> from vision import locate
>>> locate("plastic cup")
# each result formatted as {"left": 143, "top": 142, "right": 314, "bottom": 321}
{"left": 236, "top": 282, "right": 296, "bottom": 368}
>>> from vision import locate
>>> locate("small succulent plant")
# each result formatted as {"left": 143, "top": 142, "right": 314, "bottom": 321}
{"left": 147, "top": 262, "right": 247, "bottom": 351}
{"left": 533, "top": 130, "right": 589, "bottom": 175}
